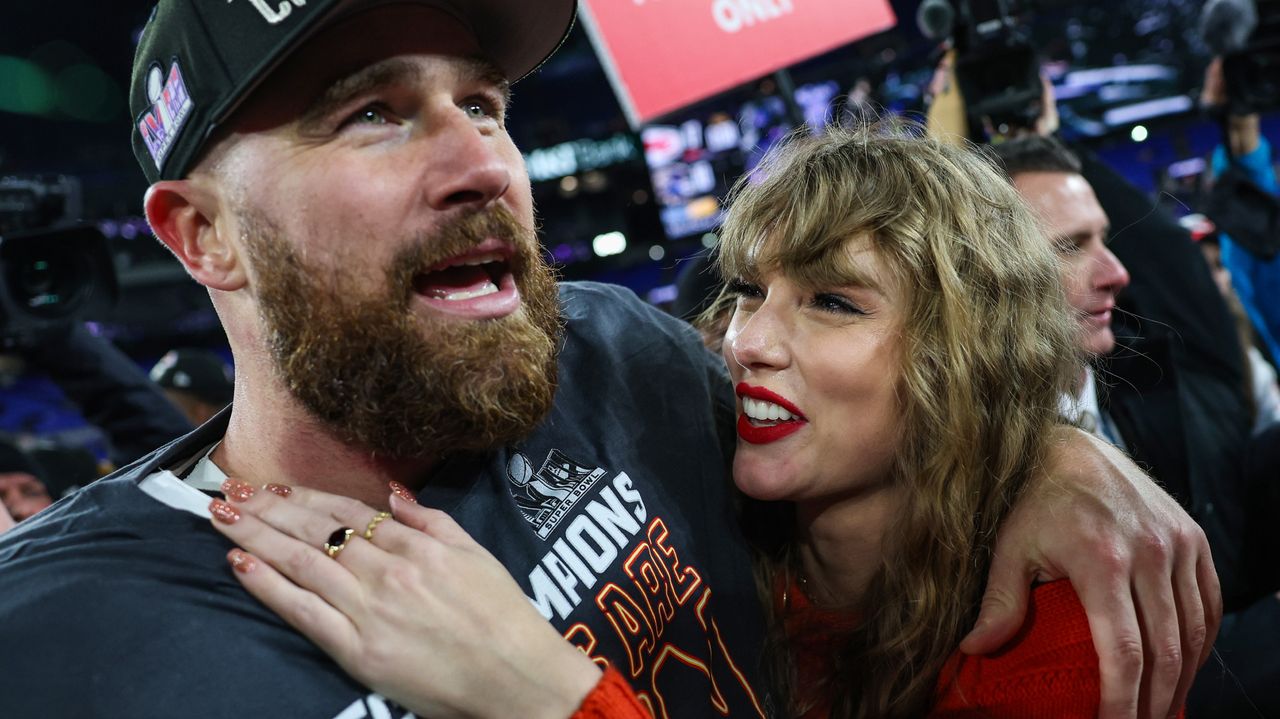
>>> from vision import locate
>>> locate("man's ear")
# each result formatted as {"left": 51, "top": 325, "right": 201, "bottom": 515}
{"left": 144, "top": 180, "right": 246, "bottom": 291}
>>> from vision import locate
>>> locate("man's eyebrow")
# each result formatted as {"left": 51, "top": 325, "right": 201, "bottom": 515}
{"left": 297, "top": 56, "right": 511, "bottom": 129}
{"left": 458, "top": 57, "right": 511, "bottom": 101}
{"left": 298, "top": 58, "right": 424, "bottom": 129}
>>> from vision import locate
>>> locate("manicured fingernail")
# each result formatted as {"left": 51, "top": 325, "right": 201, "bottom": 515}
{"left": 209, "top": 499, "right": 241, "bottom": 524}
{"left": 389, "top": 481, "right": 416, "bottom": 502}
{"left": 265, "top": 483, "right": 292, "bottom": 498}
{"left": 227, "top": 549, "right": 256, "bottom": 573}
{"left": 221, "top": 478, "right": 255, "bottom": 502}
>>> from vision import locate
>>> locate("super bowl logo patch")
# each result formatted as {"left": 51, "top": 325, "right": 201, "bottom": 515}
{"left": 507, "top": 450, "right": 607, "bottom": 539}
{"left": 137, "top": 60, "right": 194, "bottom": 172}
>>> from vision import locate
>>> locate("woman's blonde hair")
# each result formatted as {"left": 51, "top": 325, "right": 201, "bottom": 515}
{"left": 715, "top": 120, "right": 1080, "bottom": 718}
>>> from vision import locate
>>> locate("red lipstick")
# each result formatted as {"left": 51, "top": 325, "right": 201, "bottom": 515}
{"left": 736, "top": 383, "right": 806, "bottom": 445}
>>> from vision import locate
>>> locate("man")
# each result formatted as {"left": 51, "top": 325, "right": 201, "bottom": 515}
{"left": 150, "top": 348, "right": 235, "bottom": 426}
{"left": 0, "top": 2, "right": 1214, "bottom": 717}
{"left": 0, "top": 437, "right": 52, "bottom": 524}
{"left": 992, "top": 139, "right": 1134, "bottom": 441}
{"left": 994, "top": 135, "right": 1280, "bottom": 716}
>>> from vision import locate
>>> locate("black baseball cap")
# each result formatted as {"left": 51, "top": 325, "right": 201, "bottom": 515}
{"left": 130, "top": 0, "right": 577, "bottom": 184}
{"left": 150, "top": 348, "right": 235, "bottom": 406}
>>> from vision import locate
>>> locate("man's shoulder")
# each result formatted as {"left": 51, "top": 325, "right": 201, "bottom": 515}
{"left": 0, "top": 474, "right": 226, "bottom": 594}
{"left": 0, "top": 474, "right": 376, "bottom": 717}
{"left": 552, "top": 281, "right": 731, "bottom": 414}
{"left": 558, "top": 280, "right": 704, "bottom": 350}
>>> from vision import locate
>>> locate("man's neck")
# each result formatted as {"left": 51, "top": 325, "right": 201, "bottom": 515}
{"left": 1074, "top": 365, "right": 1091, "bottom": 396}
{"left": 211, "top": 387, "right": 437, "bottom": 511}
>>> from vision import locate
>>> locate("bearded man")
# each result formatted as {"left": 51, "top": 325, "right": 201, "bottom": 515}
{"left": 0, "top": 1, "right": 1219, "bottom": 717}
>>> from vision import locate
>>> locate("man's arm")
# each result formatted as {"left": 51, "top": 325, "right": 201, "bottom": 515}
{"left": 960, "top": 427, "right": 1219, "bottom": 719}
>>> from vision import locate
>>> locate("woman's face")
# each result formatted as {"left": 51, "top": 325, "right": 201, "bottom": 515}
{"left": 722, "top": 238, "right": 904, "bottom": 504}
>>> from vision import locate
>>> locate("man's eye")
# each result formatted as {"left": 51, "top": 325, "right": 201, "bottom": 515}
{"left": 344, "top": 105, "right": 390, "bottom": 127}
{"left": 1054, "top": 238, "right": 1083, "bottom": 256}
{"left": 463, "top": 100, "right": 498, "bottom": 120}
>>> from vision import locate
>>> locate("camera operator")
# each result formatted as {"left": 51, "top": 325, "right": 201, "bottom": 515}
{"left": 0, "top": 182, "right": 196, "bottom": 472}
{"left": 15, "top": 323, "right": 195, "bottom": 470}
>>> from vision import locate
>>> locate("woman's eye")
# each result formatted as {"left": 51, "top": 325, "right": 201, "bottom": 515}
{"left": 812, "top": 293, "right": 864, "bottom": 316}
{"left": 726, "top": 279, "right": 763, "bottom": 299}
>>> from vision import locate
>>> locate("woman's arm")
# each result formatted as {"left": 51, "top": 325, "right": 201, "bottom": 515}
{"left": 938, "top": 580, "right": 1183, "bottom": 718}
{"left": 960, "top": 427, "right": 1218, "bottom": 719}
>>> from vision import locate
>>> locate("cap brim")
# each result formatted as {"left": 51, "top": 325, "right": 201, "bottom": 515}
{"left": 204, "top": 0, "right": 576, "bottom": 165}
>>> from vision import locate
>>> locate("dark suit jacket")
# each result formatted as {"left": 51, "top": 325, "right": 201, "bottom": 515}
{"left": 1079, "top": 148, "right": 1279, "bottom": 716}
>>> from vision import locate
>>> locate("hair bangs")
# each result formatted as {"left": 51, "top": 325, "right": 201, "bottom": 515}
{"left": 718, "top": 132, "right": 890, "bottom": 294}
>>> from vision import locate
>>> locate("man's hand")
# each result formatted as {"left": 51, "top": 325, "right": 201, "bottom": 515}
{"left": 960, "top": 427, "right": 1221, "bottom": 719}
{"left": 0, "top": 499, "right": 14, "bottom": 535}
{"left": 925, "top": 50, "right": 969, "bottom": 144}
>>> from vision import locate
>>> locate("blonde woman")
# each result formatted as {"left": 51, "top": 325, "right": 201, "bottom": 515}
{"left": 719, "top": 123, "right": 1145, "bottom": 717}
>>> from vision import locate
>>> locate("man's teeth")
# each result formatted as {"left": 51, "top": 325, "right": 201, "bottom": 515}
{"left": 440, "top": 253, "right": 502, "bottom": 269}
{"left": 742, "top": 397, "right": 796, "bottom": 422}
{"left": 429, "top": 280, "right": 499, "bottom": 301}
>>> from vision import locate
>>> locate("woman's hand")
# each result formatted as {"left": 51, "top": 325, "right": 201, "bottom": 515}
{"left": 961, "top": 428, "right": 1220, "bottom": 719}
{"left": 208, "top": 480, "right": 602, "bottom": 719}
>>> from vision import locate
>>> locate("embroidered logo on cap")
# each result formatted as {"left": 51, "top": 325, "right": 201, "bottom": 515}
{"left": 138, "top": 60, "right": 194, "bottom": 173}
{"left": 149, "top": 350, "right": 178, "bottom": 382}
{"left": 233, "top": 0, "right": 309, "bottom": 25}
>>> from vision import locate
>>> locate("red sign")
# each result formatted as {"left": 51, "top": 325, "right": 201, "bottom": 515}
{"left": 580, "top": 0, "right": 897, "bottom": 126}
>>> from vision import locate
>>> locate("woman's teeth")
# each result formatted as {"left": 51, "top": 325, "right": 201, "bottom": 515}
{"left": 742, "top": 397, "right": 796, "bottom": 422}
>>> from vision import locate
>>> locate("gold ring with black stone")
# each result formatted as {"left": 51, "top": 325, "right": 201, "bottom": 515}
{"left": 363, "top": 511, "right": 391, "bottom": 541}
{"left": 323, "top": 527, "right": 355, "bottom": 559}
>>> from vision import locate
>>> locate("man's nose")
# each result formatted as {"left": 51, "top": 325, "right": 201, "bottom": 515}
{"left": 419, "top": 114, "right": 512, "bottom": 211}
{"left": 1094, "top": 246, "right": 1130, "bottom": 294}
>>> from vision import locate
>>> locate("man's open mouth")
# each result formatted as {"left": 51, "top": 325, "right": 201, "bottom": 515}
{"left": 413, "top": 252, "right": 509, "bottom": 301}
{"left": 410, "top": 240, "right": 522, "bottom": 319}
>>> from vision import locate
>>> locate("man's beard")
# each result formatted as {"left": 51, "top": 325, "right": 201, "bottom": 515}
{"left": 239, "top": 206, "right": 562, "bottom": 460}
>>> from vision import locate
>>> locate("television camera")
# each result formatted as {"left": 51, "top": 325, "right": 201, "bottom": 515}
{"left": 0, "top": 177, "right": 118, "bottom": 348}
{"left": 917, "top": 0, "right": 1044, "bottom": 141}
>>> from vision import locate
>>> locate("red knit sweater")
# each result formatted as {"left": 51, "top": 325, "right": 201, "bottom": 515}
{"left": 570, "top": 579, "right": 1185, "bottom": 717}
{"left": 785, "top": 578, "right": 1185, "bottom": 718}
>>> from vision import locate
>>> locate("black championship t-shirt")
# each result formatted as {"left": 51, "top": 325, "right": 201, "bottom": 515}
{"left": 0, "top": 282, "right": 769, "bottom": 719}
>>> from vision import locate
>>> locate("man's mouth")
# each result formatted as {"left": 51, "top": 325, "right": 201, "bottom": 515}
{"left": 410, "top": 239, "right": 522, "bottom": 319}
{"left": 1082, "top": 304, "right": 1114, "bottom": 326}
{"left": 413, "top": 252, "right": 507, "bottom": 301}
